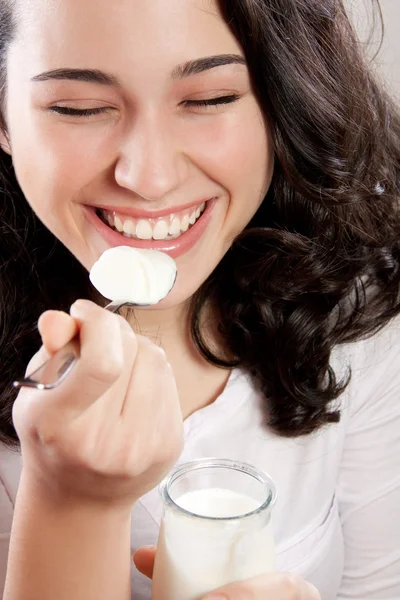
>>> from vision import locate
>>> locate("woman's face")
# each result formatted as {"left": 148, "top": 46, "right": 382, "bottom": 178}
{"left": 1, "top": 0, "right": 273, "bottom": 308}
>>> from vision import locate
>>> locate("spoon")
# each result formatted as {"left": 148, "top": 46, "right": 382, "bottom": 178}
{"left": 13, "top": 247, "right": 177, "bottom": 391}
{"left": 12, "top": 300, "right": 146, "bottom": 391}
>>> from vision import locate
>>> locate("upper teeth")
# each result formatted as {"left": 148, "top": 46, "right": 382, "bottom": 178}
{"left": 102, "top": 202, "right": 206, "bottom": 241}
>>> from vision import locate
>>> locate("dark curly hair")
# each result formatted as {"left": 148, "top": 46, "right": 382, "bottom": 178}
{"left": 1, "top": 0, "right": 399, "bottom": 446}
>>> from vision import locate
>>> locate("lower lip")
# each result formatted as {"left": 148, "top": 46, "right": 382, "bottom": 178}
{"left": 84, "top": 199, "right": 217, "bottom": 259}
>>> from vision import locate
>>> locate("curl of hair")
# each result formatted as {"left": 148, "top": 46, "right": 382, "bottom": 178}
{"left": 0, "top": 0, "right": 400, "bottom": 446}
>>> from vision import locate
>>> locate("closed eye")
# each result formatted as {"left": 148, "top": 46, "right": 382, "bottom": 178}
{"left": 48, "top": 106, "right": 110, "bottom": 117}
{"left": 48, "top": 94, "right": 241, "bottom": 118}
{"left": 182, "top": 94, "right": 241, "bottom": 108}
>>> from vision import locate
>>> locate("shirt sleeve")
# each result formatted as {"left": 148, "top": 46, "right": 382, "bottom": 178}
{"left": 336, "top": 322, "right": 400, "bottom": 599}
{"left": 0, "top": 474, "right": 13, "bottom": 598}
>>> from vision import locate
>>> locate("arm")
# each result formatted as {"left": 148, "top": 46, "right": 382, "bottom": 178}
{"left": 337, "top": 324, "right": 400, "bottom": 599}
{"left": 3, "top": 302, "right": 183, "bottom": 600}
{"left": 4, "top": 472, "right": 132, "bottom": 600}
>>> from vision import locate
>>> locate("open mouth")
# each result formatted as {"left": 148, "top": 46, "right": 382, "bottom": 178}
{"left": 96, "top": 201, "right": 207, "bottom": 242}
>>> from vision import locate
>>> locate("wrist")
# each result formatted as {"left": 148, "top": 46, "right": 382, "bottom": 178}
{"left": 18, "top": 467, "right": 135, "bottom": 521}
{"left": 6, "top": 469, "right": 133, "bottom": 600}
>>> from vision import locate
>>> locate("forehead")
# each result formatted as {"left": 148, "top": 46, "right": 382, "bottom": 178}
{"left": 11, "top": 0, "right": 242, "bottom": 74}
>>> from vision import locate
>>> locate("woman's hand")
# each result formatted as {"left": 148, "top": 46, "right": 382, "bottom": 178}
{"left": 133, "top": 547, "right": 321, "bottom": 600}
{"left": 12, "top": 300, "right": 184, "bottom": 507}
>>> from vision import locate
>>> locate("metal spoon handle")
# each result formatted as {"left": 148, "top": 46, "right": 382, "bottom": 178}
{"left": 13, "top": 301, "right": 137, "bottom": 391}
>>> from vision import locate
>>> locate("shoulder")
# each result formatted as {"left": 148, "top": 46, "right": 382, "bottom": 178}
{"left": 333, "top": 316, "right": 400, "bottom": 424}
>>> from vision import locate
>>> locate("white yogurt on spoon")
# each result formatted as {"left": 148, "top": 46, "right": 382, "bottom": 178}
{"left": 13, "top": 246, "right": 177, "bottom": 391}
{"left": 89, "top": 246, "right": 177, "bottom": 305}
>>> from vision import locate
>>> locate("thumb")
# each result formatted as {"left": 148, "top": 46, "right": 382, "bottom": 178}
{"left": 22, "top": 310, "right": 79, "bottom": 376}
{"left": 38, "top": 310, "right": 79, "bottom": 354}
{"left": 133, "top": 546, "right": 157, "bottom": 580}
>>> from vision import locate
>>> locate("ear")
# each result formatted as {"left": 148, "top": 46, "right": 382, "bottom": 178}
{"left": 0, "top": 129, "right": 11, "bottom": 155}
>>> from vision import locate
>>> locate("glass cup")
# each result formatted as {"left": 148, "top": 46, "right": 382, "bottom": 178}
{"left": 152, "top": 458, "right": 277, "bottom": 600}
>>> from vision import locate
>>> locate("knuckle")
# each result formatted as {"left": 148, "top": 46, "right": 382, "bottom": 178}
{"left": 70, "top": 298, "right": 95, "bottom": 318}
{"left": 86, "top": 351, "right": 123, "bottom": 384}
{"left": 79, "top": 317, "right": 126, "bottom": 384}
{"left": 115, "top": 312, "right": 132, "bottom": 328}
{"left": 138, "top": 337, "right": 168, "bottom": 365}
{"left": 151, "top": 345, "right": 168, "bottom": 366}
{"left": 101, "top": 306, "right": 124, "bottom": 330}
{"left": 80, "top": 345, "right": 124, "bottom": 385}
{"left": 118, "top": 316, "right": 138, "bottom": 344}
{"left": 150, "top": 345, "right": 169, "bottom": 368}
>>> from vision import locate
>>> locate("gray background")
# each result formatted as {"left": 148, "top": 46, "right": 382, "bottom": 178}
{"left": 348, "top": 0, "right": 400, "bottom": 98}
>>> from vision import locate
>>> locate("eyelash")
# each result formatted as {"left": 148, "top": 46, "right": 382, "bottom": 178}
{"left": 183, "top": 94, "right": 241, "bottom": 108}
{"left": 49, "top": 94, "right": 241, "bottom": 117}
{"left": 49, "top": 106, "right": 109, "bottom": 117}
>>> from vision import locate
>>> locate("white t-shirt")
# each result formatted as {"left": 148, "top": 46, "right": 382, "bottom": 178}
{"left": 0, "top": 320, "right": 399, "bottom": 599}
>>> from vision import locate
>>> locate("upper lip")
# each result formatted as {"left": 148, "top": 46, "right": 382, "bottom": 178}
{"left": 88, "top": 198, "right": 213, "bottom": 219}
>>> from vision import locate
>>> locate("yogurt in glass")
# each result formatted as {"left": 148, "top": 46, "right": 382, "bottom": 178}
{"left": 152, "top": 458, "right": 277, "bottom": 600}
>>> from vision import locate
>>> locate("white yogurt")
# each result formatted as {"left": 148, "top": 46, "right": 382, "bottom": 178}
{"left": 176, "top": 487, "right": 260, "bottom": 517}
{"left": 89, "top": 247, "right": 176, "bottom": 305}
{"left": 152, "top": 488, "right": 275, "bottom": 600}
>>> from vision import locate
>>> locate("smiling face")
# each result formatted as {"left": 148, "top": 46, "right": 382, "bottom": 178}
{"left": 1, "top": 0, "right": 273, "bottom": 308}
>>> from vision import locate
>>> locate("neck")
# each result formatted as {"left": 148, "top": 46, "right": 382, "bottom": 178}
{"left": 126, "top": 302, "right": 189, "bottom": 347}
{"left": 125, "top": 302, "right": 231, "bottom": 418}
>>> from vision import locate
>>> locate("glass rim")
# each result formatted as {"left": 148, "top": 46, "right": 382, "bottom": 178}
{"left": 159, "top": 457, "right": 277, "bottom": 522}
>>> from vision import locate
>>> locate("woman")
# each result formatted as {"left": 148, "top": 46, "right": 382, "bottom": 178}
{"left": 0, "top": 0, "right": 399, "bottom": 598}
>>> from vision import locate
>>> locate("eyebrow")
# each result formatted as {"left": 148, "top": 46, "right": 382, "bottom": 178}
{"left": 31, "top": 54, "right": 246, "bottom": 86}
{"left": 31, "top": 68, "right": 120, "bottom": 85}
{"left": 171, "top": 54, "right": 246, "bottom": 78}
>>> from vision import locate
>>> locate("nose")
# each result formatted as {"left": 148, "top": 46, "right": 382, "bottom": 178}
{"left": 114, "top": 113, "right": 189, "bottom": 201}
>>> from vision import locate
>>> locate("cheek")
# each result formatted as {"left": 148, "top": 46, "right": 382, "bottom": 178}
{"left": 8, "top": 116, "right": 113, "bottom": 217}
{"left": 183, "top": 105, "right": 272, "bottom": 207}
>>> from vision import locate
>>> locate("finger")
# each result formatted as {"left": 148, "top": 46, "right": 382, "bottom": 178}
{"left": 132, "top": 546, "right": 156, "bottom": 579}
{"left": 120, "top": 335, "right": 183, "bottom": 467}
{"left": 121, "top": 334, "right": 174, "bottom": 419}
{"left": 59, "top": 299, "right": 137, "bottom": 410}
{"left": 21, "top": 311, "right": 76, "bottom": 377}
{"left": 38, "top": 310, "right": 79, "bottom": 354}
{"left": 202, "top": 573, "right": 321, "bottom": 600}
{"left": 24, "top": 300, "right": 136, "bottom": 414}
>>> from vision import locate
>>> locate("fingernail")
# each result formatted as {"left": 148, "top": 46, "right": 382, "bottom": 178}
{"left": 70, "top": 299, "right": 90, "bottom": 318}
{"left": 69, "top": 301, "right": 83, "bottom": 318}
